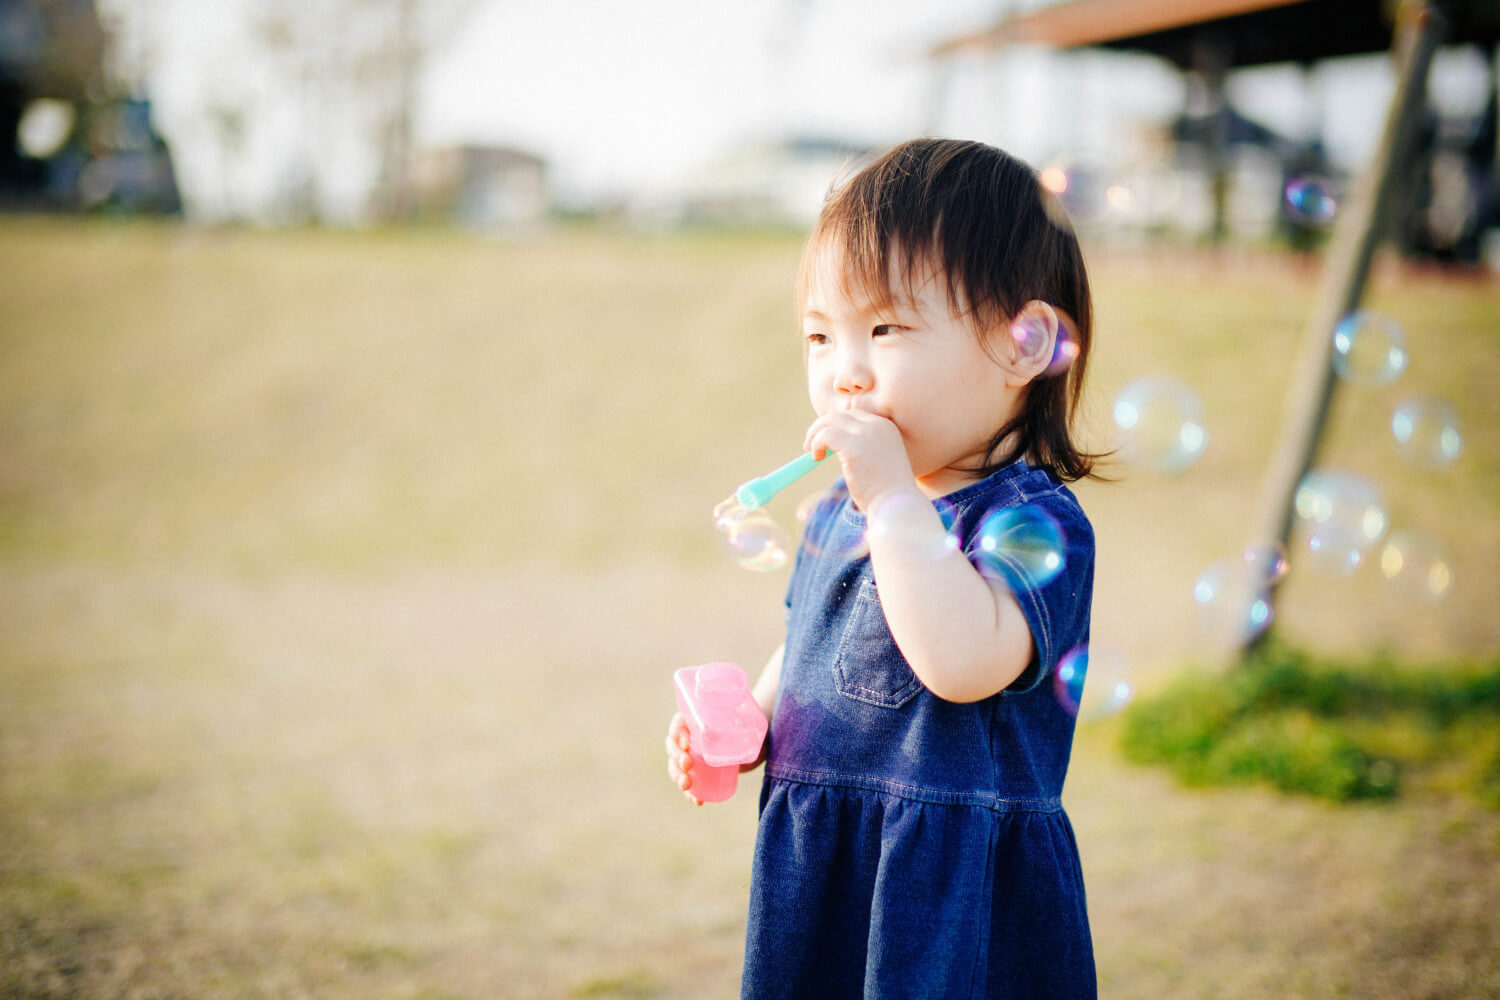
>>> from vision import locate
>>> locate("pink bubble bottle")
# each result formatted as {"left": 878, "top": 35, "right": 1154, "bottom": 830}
{"left": 674, "top": 662, "right": 769, "bottom": 802}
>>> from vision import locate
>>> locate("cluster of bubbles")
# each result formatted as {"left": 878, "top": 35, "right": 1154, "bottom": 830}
{"left": 1104, "top": 182, "right": 1465, "bottom": 650}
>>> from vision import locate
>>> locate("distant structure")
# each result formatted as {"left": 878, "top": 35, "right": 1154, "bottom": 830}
{"left": 631, "top": 136, "right": 878, "bottom": 228}
{"left": 933, "top": 0, "right": 1500, "bottom": 260}
{"left": 411, "top": 144, "right": 548, "bottom": 231}
{"left": 1, "top": 0, "right": 179, "bottom": 214}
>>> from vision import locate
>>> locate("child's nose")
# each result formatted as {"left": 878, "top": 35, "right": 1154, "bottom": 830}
{"left": 833, "top": 347, "right": 873, "bottom": 394}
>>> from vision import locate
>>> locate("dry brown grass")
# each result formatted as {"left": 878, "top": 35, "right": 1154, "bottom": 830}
{"left": 1, "top": 219, "right": 1497, "bottom": 998}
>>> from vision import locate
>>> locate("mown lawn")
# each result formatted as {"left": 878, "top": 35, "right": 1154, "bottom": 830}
{"left": 1, "top": 218, "right": 1497, "bottom": 998}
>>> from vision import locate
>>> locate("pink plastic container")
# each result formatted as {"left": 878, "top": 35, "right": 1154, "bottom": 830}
{"left": 673, "top": 662, "right": 769, "bottom": 802}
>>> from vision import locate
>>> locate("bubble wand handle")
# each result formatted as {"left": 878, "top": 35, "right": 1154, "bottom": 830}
{"left": 733, "top": 451, "right": 829, "bottom": 512}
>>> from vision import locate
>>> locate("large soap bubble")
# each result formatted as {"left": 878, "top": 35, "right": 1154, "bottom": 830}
{"left": 973, "top": 504, "right": 1067, "bottom": 591}
{"left": 1331, "top": 311, "right": 1407, "bottom": 386}
{"left": 1193, "top": 553, "right": 1277, "bottom": 647}
{"left": 1054, "top": 644, "right": 1133, "bottom": 720}
{"left": 1294, "top": 470, "right": 1388, "bottom": 576}
{"left": 715, "top": 506, "right": 790, "bottom": 572}
{"left": 1379, "top": 530, "right": 1453, "bottom": 602}
{"left": 1391, "top": 397, "right": 1463, "bottom": 469}
{"left": 1112, "top": 376, "right": 1208, "bottom": 474}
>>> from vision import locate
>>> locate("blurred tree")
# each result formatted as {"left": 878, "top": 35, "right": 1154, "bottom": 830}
{"left": 251, "top": 0, "right": 476, "bottom": 223}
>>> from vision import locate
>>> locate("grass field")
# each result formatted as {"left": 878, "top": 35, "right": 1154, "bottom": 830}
{"left": 1, "top": 218, "right": 1498, "bottom": 998}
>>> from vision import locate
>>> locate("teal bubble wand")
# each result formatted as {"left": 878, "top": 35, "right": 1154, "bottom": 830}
{"left": 713, "top": 451, "right": 830, "bottom": 526}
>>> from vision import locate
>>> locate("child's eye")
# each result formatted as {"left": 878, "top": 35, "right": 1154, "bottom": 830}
{"left": 872, "top": 324, "right": 901, "bottom": 337}
{"left": 804, "top": 332, "right": 829, "bottom": 347}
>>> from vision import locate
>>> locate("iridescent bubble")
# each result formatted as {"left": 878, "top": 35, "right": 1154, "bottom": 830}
{"left": 1379, "top": 530, "right": 1453, "bottom": 601}
{"left": 1294, "top": 470, "right": 1388, "bottom": 576}
{"left": 788, "top": 486, "right": 868, "bottom": 563}
{"left": 973, "top": 504, "right": 1066, "bottom": 590}
{"left": 1193, "top": 556, "right": 1275, "bottom": 647}
{"left": 1331, "top": 311, "right": 1407, "bottom": 386}
{"left": 1391, "top": 397, "right": 1463, "bottom": 469}
{"left": 1053, "top": 646, "right": 1087, "bottom": 716}
{"left": 1054, "top": 644, "right": 1133, "bottom": 721}
{"left": 1011, "top": 304, "right": 1083, "bottom": 378}
{"left": 867, "top": 491, "right": 959, "bottom": 562}
{"left": 1112, "top": 376, "right": 1208, "bottom": 473}
{"left": 1242, "top": 543, "right": 1291, "bottom": 584}
{"left": 717, "top": 508, "right": 790, "bottom": 572}
{"left": 1283, "top": 175, "right": 1338, "bottom": 225}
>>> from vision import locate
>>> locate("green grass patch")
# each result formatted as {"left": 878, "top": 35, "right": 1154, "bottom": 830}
{"left": 1119, "top": 637, "right": 1500, "bottom": 805}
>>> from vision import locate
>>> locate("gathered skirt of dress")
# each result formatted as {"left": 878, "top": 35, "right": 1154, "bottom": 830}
{"left": 741, "top": 777, "right": 1097, "bottom": 1000}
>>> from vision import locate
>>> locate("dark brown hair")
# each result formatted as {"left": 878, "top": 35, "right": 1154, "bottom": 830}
{"left": 798, "top": 137, "right": 1099, "bottom": 482}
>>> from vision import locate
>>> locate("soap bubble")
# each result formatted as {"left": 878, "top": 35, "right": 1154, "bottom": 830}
{"left": 1379, "top": 530, "right": 1453, "bottom": 601}
{"left": 1283, "top": 175, "right": 1338, "bottom": 225}
{"left": 1242, "top": 543, "right": 1291, "bottom": 585}
{"left": 1054, "top": 644, "right": 1133, "bottom": 720}
{"left": 973, "top": 504, "right": 1066, "bottom": 590}
{"left": 1331, "top": 312, "right": 1407, "bottom": 386}
{"left": 1009, "top": 303, "right": 1082, "bottom": 379}
{"left": 789, "top": 487, "right": 868, "bottom": 562}
{"left": 1294, "top": 470, "right": 1388, "bottom": 576}
{"left": 1391, "top": 397, "right": 1463, "bottom": 469}
{"left": 867, "top": 491, "right": 959, "bottom": 562}
{"left": 1193, "top": 556, "right": 1275, "bottom": 647}
{"left": 1112, "top": 376, "right": 1208, "bottom": 473}
{"left": 1053, "top": 647, "right": 1087, "bottom": 716}
{"left": 717, "top": 508, "right": 790, "bottom": 572}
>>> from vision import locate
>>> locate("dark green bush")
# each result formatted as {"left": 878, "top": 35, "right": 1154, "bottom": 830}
{"left": 1119, "top": 637, "right": 1500, "bottom": 805}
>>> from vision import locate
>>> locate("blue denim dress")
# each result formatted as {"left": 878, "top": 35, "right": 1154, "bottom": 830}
{"left": 742, "top": 461, "right": 1097, "bottom": 999}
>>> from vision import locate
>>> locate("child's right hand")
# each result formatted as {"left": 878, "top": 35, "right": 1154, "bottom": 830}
{"left": 665, "top": 713, "right": 703, "bottom": 807}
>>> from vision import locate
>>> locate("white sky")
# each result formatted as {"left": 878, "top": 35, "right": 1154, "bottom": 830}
{"left": 99, "top": 0, "right": 1496, "bottom": 221}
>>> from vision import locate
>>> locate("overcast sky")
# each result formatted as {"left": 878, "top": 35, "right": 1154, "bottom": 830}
{"left": 98, "top": 0, "right": 1495, "bottom": 221}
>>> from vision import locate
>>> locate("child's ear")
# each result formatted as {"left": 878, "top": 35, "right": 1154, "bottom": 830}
{"left": 1000, "top": 300, "right": 1059, "bottom": 386}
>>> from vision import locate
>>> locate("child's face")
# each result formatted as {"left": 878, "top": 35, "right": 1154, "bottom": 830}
{"left": 801, "top": 246, "right": 1026, "bottom": 497}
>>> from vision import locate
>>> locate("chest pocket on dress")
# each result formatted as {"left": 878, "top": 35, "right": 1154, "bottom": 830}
{"left": 833, "top": 578, "right": 924, "bottom": 709}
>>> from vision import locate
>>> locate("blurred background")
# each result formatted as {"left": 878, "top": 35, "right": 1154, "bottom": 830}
{"left": 2, "top": 1, "right": 1499, "bottom": 998}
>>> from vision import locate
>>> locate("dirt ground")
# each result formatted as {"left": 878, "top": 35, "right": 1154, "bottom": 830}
{"left": 2, "top": 221, "right": 1497, "bottom": 998}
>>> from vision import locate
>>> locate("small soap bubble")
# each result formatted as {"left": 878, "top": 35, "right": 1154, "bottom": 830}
{"left": 1379, "top": 530, "right": 1453, "bottom": 601}
{"left": 1112, "top": 376, "right": 1208, "bottom": 473}
{"left": 1193, "top": 557, "right": 1275, "bottom": 647}
{"left": 973, "top": 504, "right": 1066, "bottom": 590}
{"left": 1283, "top": 175, "right": 1338, "bottom": 225}
{"left": 867, "top": 491, "right": 959, "bottom": 562}
{"left": 717, "top": 508, "right": 790, "bottom": 572}
{"left": 1391, "top": 397, "right": 1463, "bottom": 469}
{"left": 1055, "top": 644, "right": 1133, "bottom": 720}
{"left": 1294, "top": 470, "right": 1387, "bottom": 576}
{"left": 1331, "top": 311, "right": 1407, "bottom": 386}
{"left": 1242, "top": 543, "right": 1291, "bottom": 584}
{"left": 1053, "top": 646, "right": 1088, "bottom": 716}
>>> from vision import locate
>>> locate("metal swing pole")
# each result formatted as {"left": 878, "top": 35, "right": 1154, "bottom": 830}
{"left": 1240, "top": 0, "right": 1448, "bottom": 660}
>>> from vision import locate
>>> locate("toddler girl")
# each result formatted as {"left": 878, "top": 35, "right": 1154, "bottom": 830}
{"left": 667, "top": 137, "right": 1101, "bottom": 998}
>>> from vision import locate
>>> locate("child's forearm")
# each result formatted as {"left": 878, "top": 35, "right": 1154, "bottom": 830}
{"left": 740, "top": 644, "right": 783, "bottom": 772}
{"left": 865, "top": 490, "right": 1034, "bottom": 703}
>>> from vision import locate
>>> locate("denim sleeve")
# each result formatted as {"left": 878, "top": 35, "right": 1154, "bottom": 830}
{"left": 967, "top": 492, "right": 1095, "bottom": 696}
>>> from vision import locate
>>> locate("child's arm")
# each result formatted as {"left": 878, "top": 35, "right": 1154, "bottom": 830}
{"left": 863, "top": 491, "right": 1033, "bottom": 702}
{"left": 666, "top": 644, "right": 783, "bottom": 805}
{"left": 807, "top": 412, "right": 1034, "bottom": 703}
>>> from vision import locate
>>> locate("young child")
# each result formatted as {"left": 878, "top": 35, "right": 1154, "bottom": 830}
{"left": 666, "top": 138, "right": 1101, "bottom": 998}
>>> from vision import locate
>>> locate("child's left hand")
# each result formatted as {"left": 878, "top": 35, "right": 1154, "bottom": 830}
{"left": 805, "top": 408, "right": 916, "bottom": 511}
